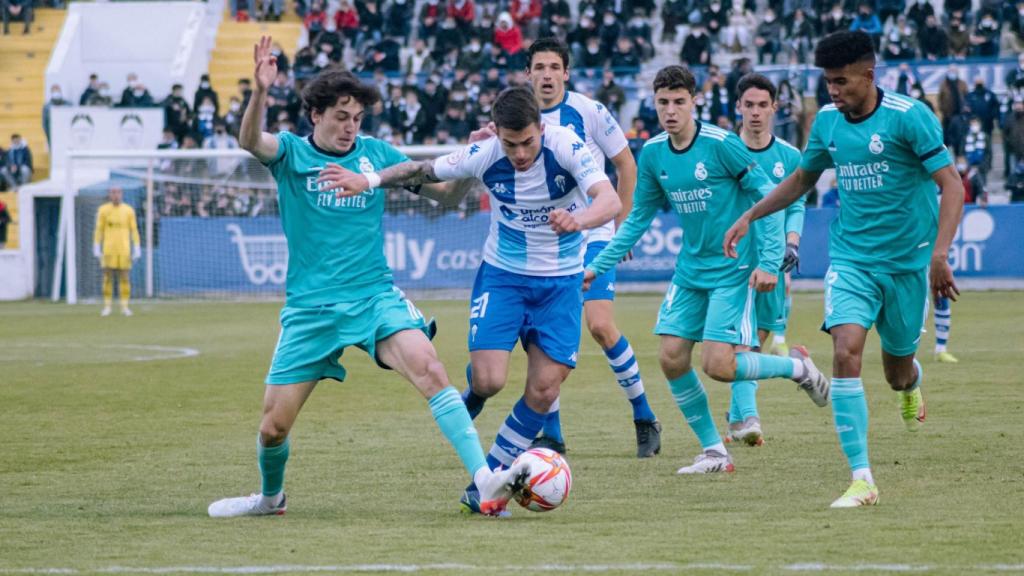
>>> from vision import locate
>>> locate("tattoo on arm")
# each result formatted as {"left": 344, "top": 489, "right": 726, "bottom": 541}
{"left": 379, "top": 160, "right": 443, "bottom": 188}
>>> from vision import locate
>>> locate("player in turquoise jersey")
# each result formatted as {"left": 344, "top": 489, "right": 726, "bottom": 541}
{"left": 586, "top": 66, "right": 831, "bottom": 475}
{"left": 725, "top": 73, "right": 805, "bottom": 447}
{"left": 725, "top": 31, "right": 964, "bottom": 508}
{"left": 208, "top": 37, "right": 526, "bottom": 518}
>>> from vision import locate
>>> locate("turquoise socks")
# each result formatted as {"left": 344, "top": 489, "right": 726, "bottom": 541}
{"left": 668, "top": 369, "right": 721, "bottom": 449}
{"left": 728, "top": 380, "right": 759, "bottom": 423}
{"left": 831, "top": 378, "right": 870, "bottom": 472}
{"left": 735, "top": 351, "right": 796, "bottom": 380}
{"left": 258, "top": 435, "right": 290, "bottom": 497}
{"left": 429, "top": 386, "right": 487, "bottom": 476}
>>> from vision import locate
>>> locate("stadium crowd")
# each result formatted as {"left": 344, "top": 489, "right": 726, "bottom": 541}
{"left": 8, "top": 0, "right": 1024, "bottom": 205}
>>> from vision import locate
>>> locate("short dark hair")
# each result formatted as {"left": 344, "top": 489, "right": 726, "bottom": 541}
{"left": 301, "top": 66, "right": 381, "bottom": 120}
{"left": 737, "top": 73, "right": 777, "bottom": 102}
{"left": 527, "top": 37, "right": 571, "bottom": 70}
{"left": 492, "top": 86, "right": 541, "bottom": 131}
{"left": 814, "top": 30, "right": 876, "bottom": 70}
{"left": 653, "top": 65, "right": 697, "bottom": 95}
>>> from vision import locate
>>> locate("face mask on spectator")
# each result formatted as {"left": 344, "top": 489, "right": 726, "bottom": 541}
{"left": 201, "top": 81, "right": 211, "bottom": 89}
{"left": 956, "top": 162, "right": 967, "bottom": 172}
{"left": 51, "top": 90, "right": 62, "bottom": 100}
{"left": 970, "top": 122, "right": 980, "bottom": 132}
{"left": 710, "top": 2, "right": 720, "bottom": 10}
{"left": 603, "top": 15, "right": 615, "bottom": 25}
{"left": 133, "top": 89, "right": 145, "bottom": 98}
{"left": 201, "top": 104, "right": 215, "bottom": 113}
{"left": 947, "top": 72, "right": 957, "bottom": 81}
{"left": 911, "top": 89, "right": 923, "bottom": 98}
{"left": 315, "top": 53, "right": 329, "bottom": 67}
{"left": 100, "top": 88, "right": 110, "bottom": 97}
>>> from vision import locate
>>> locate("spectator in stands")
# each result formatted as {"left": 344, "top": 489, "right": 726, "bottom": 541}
{"left": 258, "top": 0, "right": 283, "bottom": 22}
{"left": 157, "top": 128, "right": 178, "bottom": 150}
{"left": 399, "top": 88, "right": 430, "bottom": 144}
{"left": 956, "top": 155, "right": 987, "bottom": 205}
{"left": 2, "top": 134, "right": 32, "bottom": 188}
{"left": 970, "top": 12, "right": 1000, "bottom": 57}
{"left": 494, "top": 12, "right": 524, "bottom": 58}
{"left": 703, "top": 0, "right": 729, "bottom": 43}
{"left": 231, "top": 0, "right": 256, "bottom": 22}
{"left": 598, "top": 10, "right": 622, "bottom": 56}
{"left": 821, "top": 2, "right": 850, "bottom": 36}
{"left": 877, "top": 0, "right": 905, "bottom": 26}
{"left": 335, "top": 0, "right": 359, "bottom": 44}
{"left": 755, "top": 8, "right": 783, "bottom": 63}
{"left": 0, "top": 198, "right": 11, "bottom": 248}
{"left": 267, "top": 71, "right": 297, "bottom": 121}
{"left": 86, "top": 83, "right": 113, "bottom": 107}
{"left": 850, "top": 2, "right": 883, "bottom": 49}
{"left": 702, "top": 65, "right": 731, "bottom": 125}
{"left": 626, "top": 9, "right": 655, "bottom": 61}
{"left": 939, "top": 65, "right": 969, "bottom": 151}
{"left": 418, "top": 0, "right": 442, "bottom": 43}
{"left": 1009, "top": 1, "right": 1024, "bottom": 53}
{"left": 1007, "top": 53, "right": 1024, "bottom": 91}
{"left": 906, "top": 0, "right": 934, "bottom": 30}
{"left": 203, "top": 122, "right": 240, "bottom": 174}
{"left": 776, "top": 78, "right": 803, "bottom": 145}
{"left": 42, "top": 84, "right": 70, "bottom": 145}
{"left": 910, "top": 82, "right": 933, "bottom": 111}
{"left": 439, "top": 103, "right": 470, "bottom": 141}
{"left": 609, "top": 36, "right": 641, "bottom": 72}
{"left": 786, "top": 8, "right": 815, "bottom": 64}
{"left": 193, "top": 96, "right": 218, "bottom": 142}
{"left": 163, "top": 83, "right": 192, "bottom": 142}
{"left": 596, "top": 68, "right": 627, "bottom": 118}
{"left": 510, "top": 0, "right": 542, "bottom": 38}
{"left": 292, "top": 46, "right": 317, "bottom": 81}
{"left": 455, "top": 36, "right": 483, "bottom": 72}
{"left": 918, "top": 14, "right": 949, "bottom": 59}
{"left": 580, "top": 35, "right": 607, "bottom": 68}
{"left": 660, "top": 0, "right": 688, "bottom": 43}
{"left": 193, "top": 74, "right": 220, "bottom": 116}
{"left": 447, "top": 0, "right": 475, "bottom": 36}
{"left": 119, "top": 74, "right": 140, "bottom": 107}
{"left": 963, "top": 117, "right": 990, "bottom": 180}
{"left": 385, "top": 0, "right": 413, "bottom": 44}
{"left": 79, "top": 74, "right": 101, "bottom": 105}
{"left": 303, "top": 0, "right": 327, "bottom": 42}
{"left": 722, "top": 2, "right": 757, "bottom": 53}
{"left": 681, "top": 23, "right": 711, "bottom": 66}
{"left": 967, "top": 76, "right": 999, "bottom": 139}
{"left": 2, "top": 0, "right": 32, "bottom": 35}
{"left": 947, "top": 11, "right": 970, "bottom": 58}
{"left": 542, "top": 0, "right": 572, "bottom": 39}
{"left": 882, "top": 26, "right": 914, "bottom": 60}
{"left": 894, "top": 62, "right": 919, "bottom": 95}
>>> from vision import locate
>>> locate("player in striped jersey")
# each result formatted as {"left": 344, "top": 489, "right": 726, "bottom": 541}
{"left": 479, "top": 37, "right": 660, "bottom": 458}
{"left": 725, "top": 31, "right": 964, "bottom": 507}
{"left": 318, "top": 86, "right": 621, "bottom": 514}
{"left": 587, "top": 66, "right": 831, "bottom": 475}
{"left": 724, "top": 73, "right": 806, "bottom": 447}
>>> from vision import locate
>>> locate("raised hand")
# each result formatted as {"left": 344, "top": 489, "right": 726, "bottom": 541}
{"left": 253, "top": 35, "right": 278, "bottom": 92}
{"left": 317, "top": 163, "right": 369, "bottom": 197}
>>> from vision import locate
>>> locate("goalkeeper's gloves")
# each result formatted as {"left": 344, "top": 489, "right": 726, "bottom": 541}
{"left": 93, "top": 244, "right": 102, "bottom": 259}
{"left": 780, "top": 243, "right": 800, "bottom": 273}
{"left": 132, "top": 245, "right": 142, "bottom": 261}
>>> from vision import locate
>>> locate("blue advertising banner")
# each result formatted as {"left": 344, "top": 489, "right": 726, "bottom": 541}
{"left": 155, "top": 205, "right": 1024, "bottom": 296}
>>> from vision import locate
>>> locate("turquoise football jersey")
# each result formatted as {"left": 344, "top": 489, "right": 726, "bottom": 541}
{"left": 749, "top": 135, "right": 805, "bottom": 236}
{"left": 801, "top": 88, "right": 951, "bottom": 272}
{"left": 588, "top": 121, "right": 784, "bottom": 290}
{"left": 265, "top": 132, "right": 408, "bottom": 306}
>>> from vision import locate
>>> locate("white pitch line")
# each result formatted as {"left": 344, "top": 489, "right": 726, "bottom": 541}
{"left": 1, "top": 564, "right": 1023, "bottom": 574}
{"left": 2, "top": 342, "right": 199, "bottom": 363}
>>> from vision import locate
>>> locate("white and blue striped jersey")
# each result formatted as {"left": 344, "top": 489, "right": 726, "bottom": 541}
{"left": 433, "top": 125, "right": 611, "bottom": 276}
{"left": 541, "top": 91, "right": 629, "bottom": 243}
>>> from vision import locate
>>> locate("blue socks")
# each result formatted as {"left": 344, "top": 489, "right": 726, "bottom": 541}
{"left": 429, "top": 386, "right": 487, "bottom": 477}
{"left": 541, "top": 397, "right": 564, "bottom": 443}
{"left": 831, "top": 378, "right": 870, "bottom": 473}
{"left": 728, "top": 380, "right": 759, "bottom": 423}
{"left": 258, "top": 435, "right": 290, "bottom": 497}
{"left": 605, "top": 335, "right": 656, "bottom": 422}
{"left": 934, "top": 297, "right": 951, "bottom": 351}
{"left": 668, "top": 369, "right": 722, "bottom": 450}
{"left": 461, "top": 362, "right": 487, "bottom": 420}
{"left": 487, "top": 397, "right": 546, "bottom": 471}
{"left": 734, "top": 351, "right": 797, "bottom": 380}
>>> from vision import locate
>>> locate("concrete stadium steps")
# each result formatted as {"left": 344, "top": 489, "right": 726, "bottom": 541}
{"left": 0, "top": 8, "right": 68, "bottom": 184}
{"left": 208, "top": 19, "right": 304, "bottom": 106}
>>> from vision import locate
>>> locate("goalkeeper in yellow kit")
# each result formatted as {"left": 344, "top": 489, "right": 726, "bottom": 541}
{"left": 93, "top": 186, "right": 141, "bottom": 316}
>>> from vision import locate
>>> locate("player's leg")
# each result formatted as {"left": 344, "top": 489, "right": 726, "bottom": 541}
{"left": 704, "top": 284, "right": 829, "bottom": 407}
{"left": 377, "top": 329, "right": 523, "bottom": 515}
{"left": 208, "top": 379, "right": 317, "bottom": 518}
{"left": 101, "top": 268, "right": 114, "bottom": 316}
{"left": 461, "top": 264, "right": 523, "bottom": 419}
{"left": 933, "top": 296, "right": 957, "bottom": 363}
{"left": 772, "top": 272, "right": 793, "bottom": 356}
{"left": 118, "top": 268, "right": 132, "bottom": 316}
{"left": 876, "top": 268, "right": 930, "bottom": 432}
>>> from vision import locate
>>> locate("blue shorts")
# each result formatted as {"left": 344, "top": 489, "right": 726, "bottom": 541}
{"left": 755, "top": 273, "right": 788, "bottom": 333}
{"left": 266, "top": 287, "right": 435, "bottom": 385}
{"left": 468, "top": 262, "right": 583, "bottom": 368}
{"left": 583, "top": 241, "right": 616, "bottom": 302}
{"left": 654, "top": 281, "right": 759, "bottom": 347}
{"left": 822, "top": 263, "right": 929, "bottom": 357}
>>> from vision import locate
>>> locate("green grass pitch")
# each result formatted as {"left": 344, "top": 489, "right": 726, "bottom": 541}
{"left": 1, "top": 293, "right": 1022, "bottom": 575}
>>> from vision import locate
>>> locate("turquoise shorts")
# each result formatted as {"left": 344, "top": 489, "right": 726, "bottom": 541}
{"left": 265, "top": 287, "right": 434, "bottom": 385}
{"left": 654, "top": 281, "right": 759, "bottom": 347}
{"left": 755, "top": 274, "right": 788, "bottom": 334}
{"left": 822, "top": 263, "right": 928, "bottom": 357}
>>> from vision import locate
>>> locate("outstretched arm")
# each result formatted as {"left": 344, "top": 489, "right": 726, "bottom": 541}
{"left": 317, "top": 159, "right": 446, "bottom": 197}
{"left": 239, "top": 36, "right": 280, "bottom": 163}
{"left": 723, "top": 167, "right": 821, "bottom": 258}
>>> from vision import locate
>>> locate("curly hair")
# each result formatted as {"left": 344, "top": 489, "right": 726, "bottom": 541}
{"left": 301, "top": 66, "right": 380, "bottom": 120}
{"left": 814, "top": 30, "right": 876, "bottom": 70}
{"left": 652, "top": 65, "right": 697, "bottom": 95}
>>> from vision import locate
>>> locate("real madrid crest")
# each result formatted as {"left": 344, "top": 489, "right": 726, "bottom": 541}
{"left": 869, "top": 134, "right": 884, "bottom": 154}
{"left": 695, "top": 162, "right": 708, "bottom": 181}
{"left": 773, "top": 161, "right": 785, "bottom": 178}
{"left": 359, "top": 156, "right": 375, "bottom": 173}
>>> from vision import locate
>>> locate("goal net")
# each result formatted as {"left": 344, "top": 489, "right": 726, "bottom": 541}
{"left": 63, "top": 145, "right": 491, "bottom": 302}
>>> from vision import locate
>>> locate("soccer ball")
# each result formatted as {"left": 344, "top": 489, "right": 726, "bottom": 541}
{"left": 512, "top": 448, "right": 572, "bottom": 512}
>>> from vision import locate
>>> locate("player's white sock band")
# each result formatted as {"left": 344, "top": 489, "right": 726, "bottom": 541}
{"left": 852, "top": 468, "right": 875, "bottom": 485}
{"left": 791, "top": 358, "right": 806, "bottom": 380}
